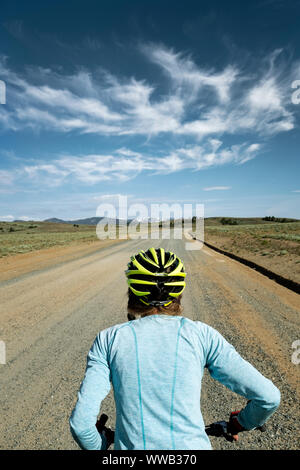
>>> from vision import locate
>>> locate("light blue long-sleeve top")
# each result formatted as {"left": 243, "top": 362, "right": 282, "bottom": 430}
{"left": 69, "top": 314, "right": 280, "bottom": 450}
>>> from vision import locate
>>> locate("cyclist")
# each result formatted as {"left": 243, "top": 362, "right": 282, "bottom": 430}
{"left": 69, "top": 247, "right": 280, "bottom": 450}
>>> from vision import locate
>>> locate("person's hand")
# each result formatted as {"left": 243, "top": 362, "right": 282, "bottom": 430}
{"left": 96, "top": 414, "right": 115, "bottom": 449}
{"left": 101, "top": 426, "right": 115, "bottom": 449}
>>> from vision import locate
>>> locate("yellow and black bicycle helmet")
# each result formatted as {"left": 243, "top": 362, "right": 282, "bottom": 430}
{"left": 125, "top": 247, "right": 186, "bottom": 307}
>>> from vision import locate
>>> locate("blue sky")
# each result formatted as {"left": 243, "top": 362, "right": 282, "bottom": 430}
{"left": 0, "top": 0, "right": 300, "bottom": 221}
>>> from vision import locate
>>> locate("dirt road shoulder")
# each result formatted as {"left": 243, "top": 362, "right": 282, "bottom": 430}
{"left": 0, "top": 238, "right": 126, "bottom": 282}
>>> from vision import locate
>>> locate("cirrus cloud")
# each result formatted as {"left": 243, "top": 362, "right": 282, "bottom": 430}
{"left": 2, "top": 140, "right": 262, "bottom": 187}
{"left": 0, "top": 45, "right": 296, "bottom": 140}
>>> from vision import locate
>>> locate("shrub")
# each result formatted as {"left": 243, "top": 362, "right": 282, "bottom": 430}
{"left": 220, "top": 218, "right": 238, "bottom": 225}
{"left": 262, "top": 216, "right": 293, "bottom": 223}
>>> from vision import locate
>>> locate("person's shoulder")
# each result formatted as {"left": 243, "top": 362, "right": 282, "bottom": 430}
{"left": 100, "top": 320, "right": 132, "bottom": 337}
{"left": 182, "top": 317, "right": 213, "bottom": 332}
{"left": 183, "top": 318, "right": 223, "bottom": 341}
{"left": 95, "top": 320, "right": 132, "bottom": 346}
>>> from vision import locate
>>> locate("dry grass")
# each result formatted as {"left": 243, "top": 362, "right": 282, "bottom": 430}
{"left": 1, "top": 219, "right": 300, "bottom": 284}
{"left": 201, "top": 220, "right": 300, "bottom": 283}
{"left": 0, "top": 221, "right": 98, "bottom": 257}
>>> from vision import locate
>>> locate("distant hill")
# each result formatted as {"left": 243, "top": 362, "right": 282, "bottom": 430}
{"left": 42, "top": 216, "right": 299, "bottom": 227}
{"left": 44, "top": 217, "right": 132, "bottom": 225}
{"left": 44, "top": 218, "right": 67, "bottom": 224}
{"left": 13, "top": 219, "right": 35, "bottom": 223}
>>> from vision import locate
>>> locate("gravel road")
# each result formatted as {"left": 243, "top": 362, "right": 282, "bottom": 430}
{"left": 0, "top": 237, "right": 299, "bottom": 450}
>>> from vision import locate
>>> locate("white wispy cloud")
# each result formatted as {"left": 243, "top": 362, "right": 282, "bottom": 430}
{"left": 144, "top": 45, "right": 238, "bottom": 103}
{"left": 203, "top": 186, "right": 232, "bottom": 191}
{"left": 0, "top": 45, "right": 296, "bottom": 140}
{"left": 0, "top": 169, "right": 15, "bottom": 185}
{"left": 3, "top": 140, "right": 261, "bottom": 186}
{"left": 18, "top": 215, "right": 33, "bottom": 221}
{"left": 0, "top": 44, "right": 298, "bottom": 197}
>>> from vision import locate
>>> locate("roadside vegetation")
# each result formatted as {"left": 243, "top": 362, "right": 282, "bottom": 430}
{"left": 0, "top": 221, "right": 98, "bottom": 257}
{"left": 1, "top": 218, "right": 299, "bottom": 284}
{"left": 201, "top": 218, "right": 300, "bottom": 283}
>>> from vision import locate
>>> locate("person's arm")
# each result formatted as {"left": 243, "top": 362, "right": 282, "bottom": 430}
{"left": 203, "top": 325, "right": 280, "bottom": 431}
{"left": 69, "top": 332, "right": 111, "bottom": 450}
